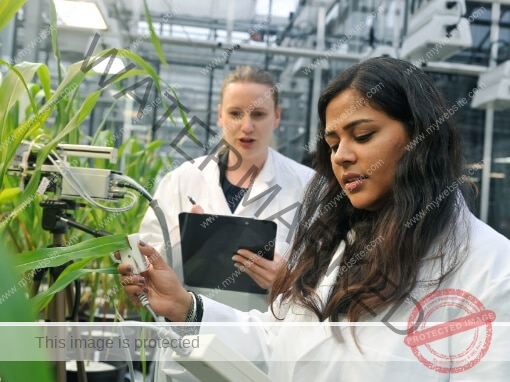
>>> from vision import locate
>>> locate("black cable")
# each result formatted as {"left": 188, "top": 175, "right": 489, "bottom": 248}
{"left": 65, "top": 279, "right": 81, "bottom": 321}
{"left": 119, "top": 182, "right": 153, "bottom": 201}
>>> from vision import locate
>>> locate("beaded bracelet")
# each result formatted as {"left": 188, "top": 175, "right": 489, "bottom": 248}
{"left": 166, "top": 291, "right": 203, "bottom": 337}
{"left": 193, "top": 291, "right": 204, "bottom": 322}
{"left": 165, "top": 291, "right": 203, "bottom": 322}
{"left": 184, "top": 291, "right": 197, "bottom": 322}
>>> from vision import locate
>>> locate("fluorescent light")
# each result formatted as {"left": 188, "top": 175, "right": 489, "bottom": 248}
{"left": 54, "top": 0, "right": 108, "bottom": 30}
{"left": 465, "top": 163, "right": 484, "bottom": 169}
{"left": 494, "top": 157, "right": 510, "bottom": 164}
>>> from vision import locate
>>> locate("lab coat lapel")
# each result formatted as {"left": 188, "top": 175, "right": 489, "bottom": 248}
{"left": 235, "top": 149, "right": 278, "bottom": 217}
{"left": 280, "top": 243, "right": 346, "bottom": 361}
{"left": 200, "top": 156, "right": 232, "bottom": 215}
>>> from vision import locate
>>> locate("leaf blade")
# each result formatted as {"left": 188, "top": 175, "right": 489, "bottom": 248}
{"left": 13, "top": 234, "right": 128, "bottom": 273}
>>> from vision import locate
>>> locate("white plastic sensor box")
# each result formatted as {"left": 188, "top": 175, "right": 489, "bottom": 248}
{"left": 471, "top": 61, "right": 510, "bottom": 110}
{"left": 43, "top": 165, "right": 114, "bottom": 200}
{"left": 400, "top": 16, "right": 472, "bottom": 63}
{"left": 173, "top": 334, "right": 271, "bottom": 382}
{"left": 407, "top": 0, "right": 467, "bottom": 35}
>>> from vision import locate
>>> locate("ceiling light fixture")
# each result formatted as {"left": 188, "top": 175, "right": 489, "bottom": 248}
{"left": 54, "top": 0, "right": 108, "bottom": 30}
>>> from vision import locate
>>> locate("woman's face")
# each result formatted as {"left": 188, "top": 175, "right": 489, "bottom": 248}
{"left": 324, "top": 89, "right": 410, "bottom": 211}
{"left": 218, "top": 82, "right": 280, "bottom": 165}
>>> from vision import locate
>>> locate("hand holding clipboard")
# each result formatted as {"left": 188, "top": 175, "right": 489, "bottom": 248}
{"left": 178, "top": 212, "right": 277, "bottom": 294}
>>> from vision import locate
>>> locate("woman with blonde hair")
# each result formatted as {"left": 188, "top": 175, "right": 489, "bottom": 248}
{"left": 139, "top": 65, "right": 314, "bottom": 310}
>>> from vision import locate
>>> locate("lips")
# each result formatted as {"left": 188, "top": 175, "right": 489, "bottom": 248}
{"left": 238, "top": 137, "right": 256, "bottom": 148}
{"left": 341, "top": 173, "right": 367, "bottom": 191}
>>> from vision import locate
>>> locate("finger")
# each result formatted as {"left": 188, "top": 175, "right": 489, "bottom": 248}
{"left": 137, "top": 241, "right": 166, "bottom": 269}
{"left": 120, "top": 274, "right": 145, "bottom": 286}
{"left": 241, "top": 267, "right": 269, "bottom": 289}
{"left": 191, "top": 204, "right": 204, "bottom": 214}
{"left": 232, "top": 256, "right": 271, "bottom": 288}
{"left": 272, "top": 253, "right": 284, "bottom": 265}
{"left": 118, "top": 263, "right": 135, "bottom": 275}
{"left": 123, "top": 284, "right": 146, "bottom": 297}
{"left": 241, "top": 255, "right": 274, "bottom": 269}
{"left": 232, "top": 253, "right": 251, "bottom": 264}
{"left": 236, "top": 249, "right": 264, "bottom": 263}
{"left": 233, "top": 256, "right": 264, "bottom": 273}
{"left": 234, "top": 258, "right": 267, "bottom": 278}
{"left": 232, "top": 260, "right": 245, "bottom": 273}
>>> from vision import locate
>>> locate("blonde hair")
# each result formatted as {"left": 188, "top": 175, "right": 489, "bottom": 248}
{"left": 220, "top": 65, "right": 279, "bottom": 108}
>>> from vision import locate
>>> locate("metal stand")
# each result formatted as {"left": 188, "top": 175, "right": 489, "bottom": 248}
{"left": 35, "top": 199, "right": 92, "bottom": 382}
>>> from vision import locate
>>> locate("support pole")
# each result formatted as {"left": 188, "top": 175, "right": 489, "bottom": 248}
{"left": 480, "top": 3, "right": 500, "bottom": 222}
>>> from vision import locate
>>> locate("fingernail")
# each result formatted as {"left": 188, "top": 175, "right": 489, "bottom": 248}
{"left": 139, "top": 240, "right": 147, "bottom": 247}
{"left": 143, "top": 287, "right": 149, "bottom": 294}
{"left": 139, "top": 277, "right": 145, "bottom": 284}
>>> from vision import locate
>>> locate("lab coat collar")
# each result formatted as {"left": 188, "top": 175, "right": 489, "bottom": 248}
{"left": 234, "top": 148, "right": 278, "bottom": 215}
{"left": 199, "top": 152, "right": 232, "bottom": 215}
{"left": 256, "top": 147, "right": 278, "bottom": 184}
{"left": 197, "top": 148, "right": 281, "bottom": 215}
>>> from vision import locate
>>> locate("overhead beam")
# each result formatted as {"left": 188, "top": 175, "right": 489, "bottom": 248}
{"left": 133, "top": 34, "right": 364, "bottom": 61}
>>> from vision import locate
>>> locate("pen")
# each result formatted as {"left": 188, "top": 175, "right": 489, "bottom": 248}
{"left": 187, "top": 195, "right": 197, "bottom": 205}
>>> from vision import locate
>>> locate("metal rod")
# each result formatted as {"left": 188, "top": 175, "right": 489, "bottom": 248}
{"left": 480, "top": 2, "right": 500, "bottom": 222}
{"left": 131, "top": 34, "right": 491, "bottom": 76}
{"left": 49, "top": 233, "right": 68, "bottom": 382}
{"left": 308, "top": 2, "right": 327, "bottom": 152}
{"left": 140, "top": 35, "right": 363, "bottom": 61}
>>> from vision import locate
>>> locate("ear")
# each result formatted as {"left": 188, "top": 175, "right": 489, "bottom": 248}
{"left": 217, "top": 103, "right": 224, "bottom": 130}
{"left": 273, "top": 105, "right": 281, "bottom": 130}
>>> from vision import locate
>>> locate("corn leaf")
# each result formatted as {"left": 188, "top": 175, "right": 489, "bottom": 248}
{"left": 13, "top": 234, "right": 127, "bottom": 272}
{"left": 0, "top": 220, "right": 53, "bottom": 382}
{"left": 0, "top": 187, "right": 20, "bottom": 204}
{"left": 0, "top": 0, "right": 28, "bottom": 32}
{"left": 142, "top": 0, "right": 168, "bottom": 67}
{"left": 31, "top": 262, "right": 118, "bottom": 313}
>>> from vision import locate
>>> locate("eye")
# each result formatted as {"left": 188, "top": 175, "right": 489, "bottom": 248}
{"left": 230, "top": 111, "right": 242, "bottom": 118}
{"left": 354, "top": 132, "right": 374, "bottom": 142}
{"left": 328, "top": 144, "right": 339, "bottom": 153}
{"left": 252, "top": 112, "right": 266, "bottom": 118}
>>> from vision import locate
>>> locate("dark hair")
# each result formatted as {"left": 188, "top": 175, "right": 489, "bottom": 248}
{"left": 270, "top": 57, "right": 473, "bottom": 329}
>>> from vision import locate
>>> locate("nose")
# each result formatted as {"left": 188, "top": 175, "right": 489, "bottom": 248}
{"left": 240, "top": 114, "right": 254, "bottom": 133}
{"left": 332, "top": 141, "right": 356, "bottom": 166}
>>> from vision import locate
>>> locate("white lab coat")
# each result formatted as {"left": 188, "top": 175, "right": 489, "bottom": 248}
{"left": 139, "top": 148, "right": 314, "bottom": 310}
{"left": 165, "top": 209, "right": 510, "bottom": 381}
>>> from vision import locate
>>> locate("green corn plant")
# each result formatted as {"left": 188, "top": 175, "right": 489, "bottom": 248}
{"left": 0, "top": 1, "right": 183, "bottom": 379}
{"left": 71, "top": 135, "right": 173, "bottom": 321}
{"left": 0, "top": 0, "right": 178, "bottom": 321}
{"left": 0, "top": 1, "right": 54, "bottom": 379}
{"left": 0, "top": 229, "right": 54, "bottom": 381}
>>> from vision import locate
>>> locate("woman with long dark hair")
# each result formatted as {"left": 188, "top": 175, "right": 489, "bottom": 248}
{"left": 271, "top": 56, "right": 473, "bottom": 325}
{"left": 119, "top": 57, "right": 510, "bottom": 381}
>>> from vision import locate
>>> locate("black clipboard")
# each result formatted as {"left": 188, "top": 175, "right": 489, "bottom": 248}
{"left": 178, "top": 212, "right": 277, "bottom": 294}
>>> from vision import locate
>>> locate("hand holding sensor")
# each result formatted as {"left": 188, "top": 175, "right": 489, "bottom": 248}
{"left": 114, "top": 233, "right": 148, "bottom": 274}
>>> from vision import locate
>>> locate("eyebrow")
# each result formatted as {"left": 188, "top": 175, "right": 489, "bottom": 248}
{"left": 325, "top": 118, "right": 374, "bottom": 137}
{"left": 227, "top": 106, "right": 269, "bottom": 111}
